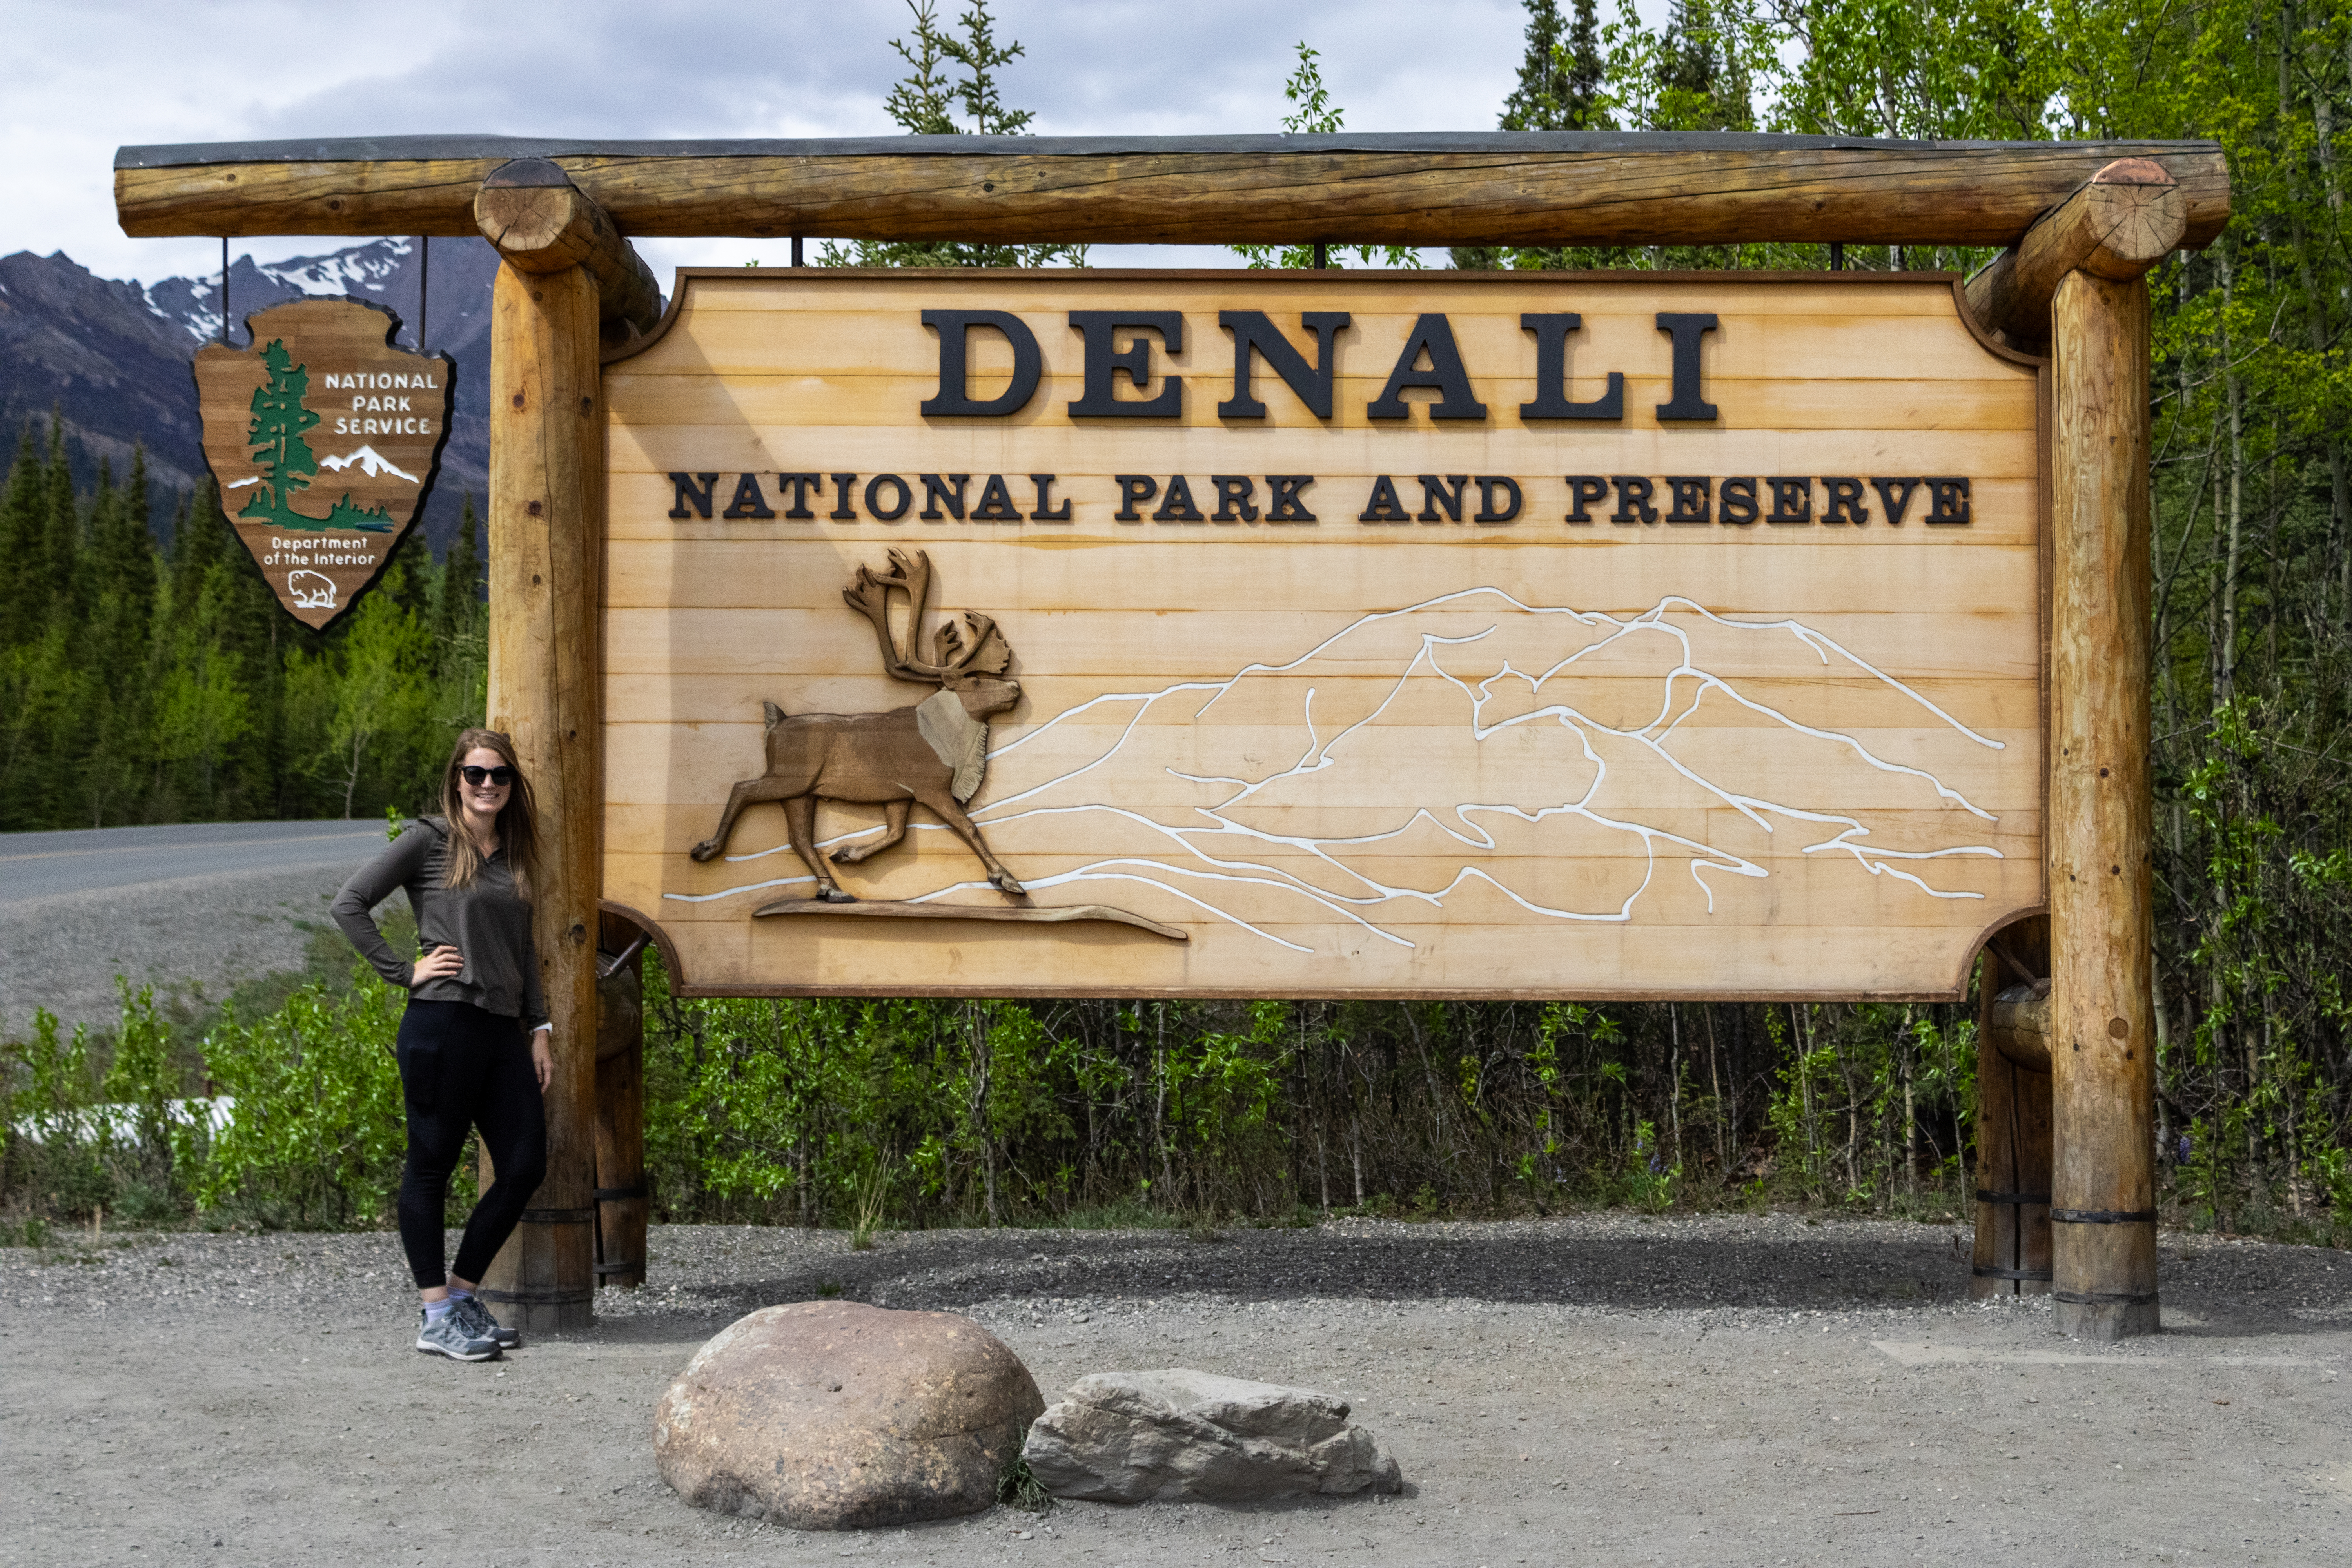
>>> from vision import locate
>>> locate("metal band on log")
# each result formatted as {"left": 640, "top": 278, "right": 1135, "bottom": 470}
{"left": 113, "top": 132, "right": 2230, "bottom": 250}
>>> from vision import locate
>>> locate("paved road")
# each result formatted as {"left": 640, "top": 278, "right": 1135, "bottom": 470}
{"left": 0, "top": 819, "right": 390, "bottom": 905}
{"left": 1, "top": 820, "right": 395, "bottom": 1036}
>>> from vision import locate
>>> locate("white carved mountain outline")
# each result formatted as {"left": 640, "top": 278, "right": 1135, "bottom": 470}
{"left": 318, "top": 445, "right": 419, "bottom": 482}
{"left": 675, "top": 589, "right": 2011, "bottom": 953}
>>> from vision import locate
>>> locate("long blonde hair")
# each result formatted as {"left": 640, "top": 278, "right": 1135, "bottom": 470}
{"left": 437, "top": 728, "right": 541, "bottom": 898}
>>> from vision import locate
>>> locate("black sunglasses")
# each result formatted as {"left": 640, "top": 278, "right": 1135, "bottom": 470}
{"left": 460, "top": 765, "right": 516, "bottom": 786}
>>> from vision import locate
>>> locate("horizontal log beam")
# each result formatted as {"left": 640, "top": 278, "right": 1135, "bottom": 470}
{"left": 1964, "top": 158, "right": 2188, "bottom": 350}
{"left": 114, "top": 132, "right": 2232, "bottom": 250}
{"left": 475, "top": 159, "right": 663, "bottom": 337}
{"left": 1989, "top": 978, "right": 2052, "bottom": 1071}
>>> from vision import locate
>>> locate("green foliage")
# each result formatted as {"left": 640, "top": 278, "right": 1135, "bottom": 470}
{"left": 194, "top": 980, "right": 408, "bottom": 1229}
{"left": 820, "top": 0, "right": 1087, "bottom": 270}
{"left": 6, "top": 2, "right": 2352, "bottom": 1244}
{"left": 1, "top": 985, "right": 209, "bottom": 1225}
{"left": 0, "top": 967, "right": 1993, "bottom": 1236}
{"left": 0, "top": 421, "right": 488, "bottom": 829}
{"left": 0, "top": 910, "right": 466, "bottom": 1235}
{"left": 996, "top": 1453, "right": 1052, "bottom": 1513}
{"left": 1232, "top": 45, "right": 1425, "bottom": 272}
{"left": 1501, "top": 0, "right": 1609, "bottom": 132}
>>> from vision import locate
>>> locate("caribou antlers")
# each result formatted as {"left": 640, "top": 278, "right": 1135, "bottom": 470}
{"left": 843, "top": 548, "right": 1010, "bottom": 687}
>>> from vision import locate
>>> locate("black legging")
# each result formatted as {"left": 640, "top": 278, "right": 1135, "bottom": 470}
{"left": 394, "top": 999, "right": 547, "bottom": 1289}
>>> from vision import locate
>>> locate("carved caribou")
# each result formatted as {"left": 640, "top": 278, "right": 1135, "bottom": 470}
{"left": 688, "top": 549, "right": 1025, "bottom": 900}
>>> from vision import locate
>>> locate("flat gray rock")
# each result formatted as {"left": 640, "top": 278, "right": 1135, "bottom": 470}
{"left": 1022, "top": 1368, "right": 1403, "bottom": 1502}
{"left": 653, "top": 1299, "right": 1044, "bottom": 1530}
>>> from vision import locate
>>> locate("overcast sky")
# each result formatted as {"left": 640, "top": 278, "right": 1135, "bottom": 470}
{"left": 0, "top": 0, "right": 1627, "bottom": 288}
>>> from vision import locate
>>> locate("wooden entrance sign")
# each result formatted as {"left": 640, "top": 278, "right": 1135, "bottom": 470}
{"left": 193, "top": 297, "right": 452, "bottom": 628}
{"left": 115, "top": 132, "right": 2227, "bottom": 1341}
{"left": 604, "top": 270, "right": 2044, "bottom": 1002}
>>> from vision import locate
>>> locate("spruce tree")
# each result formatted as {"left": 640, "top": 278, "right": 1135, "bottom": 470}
{"left": 1456, "top": 0, "right": 1610, "bottom": 268}
{"left": 822, "top": 0, "right": 1084, "bottom": 270}
{"left": 383, "top": 522, "right": 432, "bottom": 623}
{"left": 74, "top": 446, "right": 162, "bottom": 824}
{"left": 120, "top": 448, "right": 156, "bottom": 640}
{"left": 1497, "top": 0, "right": 1606, "bottom": 132}
{"left": 40, "top": 416, "right": 79, "bottom": 619}
{"left": 1657, "top": 0, "right": 1752, "bottom": 133}
{"left": 0, "top": 423, "right": 43, "bottom": 646}
{"left": 433, "top": 492, "right": 483, "bottom": 648}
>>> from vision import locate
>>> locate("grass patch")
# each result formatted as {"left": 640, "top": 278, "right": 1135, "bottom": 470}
{"left": 996, "top": 1453, "right": 1051, "bottom": 1514}
{"left": 1031, "top": 1197, "right": 1183, "bottom": 1231}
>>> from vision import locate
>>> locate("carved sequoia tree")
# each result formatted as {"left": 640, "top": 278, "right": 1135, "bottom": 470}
{"left": 238, "top": 339, "right": 320, "bottom": 530}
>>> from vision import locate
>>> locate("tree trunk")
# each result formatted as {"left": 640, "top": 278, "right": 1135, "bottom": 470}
{"left": 477, "top": 260, "right": 602, "bottom": 1333}
{"left": 2049, "top": 268, "right": 2161, "bottom": 1340}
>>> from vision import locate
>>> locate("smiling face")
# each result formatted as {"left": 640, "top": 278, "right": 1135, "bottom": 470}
{"left": 458, "top": 746, "right": 511, "bottom": 833}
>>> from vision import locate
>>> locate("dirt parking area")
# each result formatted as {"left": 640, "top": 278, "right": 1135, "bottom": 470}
{"left": 2, "top": 1213, "right": 2347, "bottom": 1567}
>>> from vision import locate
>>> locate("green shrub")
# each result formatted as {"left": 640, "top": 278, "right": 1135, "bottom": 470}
{"left": 2, "top": 984, "right": 209, "bottom": 1224}
{"left": 195, "top": 978, "right": 406, "bottom": 1229}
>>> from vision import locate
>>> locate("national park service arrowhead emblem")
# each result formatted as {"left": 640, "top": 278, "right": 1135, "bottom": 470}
{"left": 194, "top": 298, "right": 453, "bottom": 630}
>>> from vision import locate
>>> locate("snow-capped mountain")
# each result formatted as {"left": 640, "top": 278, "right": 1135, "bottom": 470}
{"left": 0, "top": 236, "right": 497, "bottom": 550}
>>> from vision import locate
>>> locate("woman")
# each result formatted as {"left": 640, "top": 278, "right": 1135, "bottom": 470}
{"left": 333, "top": 729, "right": 552, "bottom": 1362}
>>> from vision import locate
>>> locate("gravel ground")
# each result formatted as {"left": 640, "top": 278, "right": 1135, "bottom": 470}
{"left": 0, "top": 865, "right": 347, "bottom": 1037}
{"left": 3, "top": 1213, "right": 2347, "bottom": 1567}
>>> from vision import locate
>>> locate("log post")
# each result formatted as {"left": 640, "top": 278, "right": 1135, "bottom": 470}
{"left": 477, "top": 256, "right": 603, "bottom": 1334}
{"left": 2049, "top": 268, "right": 2160, "bottom": 1340}
{"left": 594, "top": 911, "right": 648, "bottom": 1290}
{"left": 1971, "top": 923, "right": 2053, "bottom": 1300}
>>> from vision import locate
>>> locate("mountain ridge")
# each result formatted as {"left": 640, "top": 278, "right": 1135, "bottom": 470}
{"left": 0, "top": 236, "right": 496, "bottom": 552}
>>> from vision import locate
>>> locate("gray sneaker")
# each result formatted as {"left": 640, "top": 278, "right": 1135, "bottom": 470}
{"left": 415, "top": 1307, "right": 501, "bottom": 1362}
{"left": 449, "top": 1293, "right": 520, "bottom": 1349}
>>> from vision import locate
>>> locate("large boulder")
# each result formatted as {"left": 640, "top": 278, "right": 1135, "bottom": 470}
{"left": 653, "top": 1300, "right": 1044, "bottom": 1530}
{"left": 1022, "top": 1369, "right": 1404, "bottom": 1503}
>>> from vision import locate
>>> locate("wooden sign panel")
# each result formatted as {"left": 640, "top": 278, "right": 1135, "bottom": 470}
{"left": 602, "top": 270, "right": 2043, "bottom": 1000}
{"left": 195, "top": 298, "right": 452, "bottom": 629}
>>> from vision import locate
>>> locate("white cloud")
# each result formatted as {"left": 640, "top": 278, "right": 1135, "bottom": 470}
{"left": 4, "top": 0, "right": 1548, "bottom": 284}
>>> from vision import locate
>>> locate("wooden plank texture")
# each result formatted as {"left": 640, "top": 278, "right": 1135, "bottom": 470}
{"left": 601, "top": 270, "right": 2045, "bottom": 1000}
{"left": 114, "top": 133, "right": 2229, "bottom": 249}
